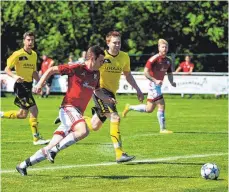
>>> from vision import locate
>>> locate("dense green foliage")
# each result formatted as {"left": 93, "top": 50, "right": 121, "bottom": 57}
{"left": 1, "top": 95, "right": 228, "bottom": 191}
{"left": 1, "top": 1, "right": 228, "bottom": 71}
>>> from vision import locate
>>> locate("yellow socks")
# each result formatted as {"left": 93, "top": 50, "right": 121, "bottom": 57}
{"left": 84, "top": 116, "right": 93, "bottom": 131}
{"left": 29, "top": 118, "right": 39, "bottom": 141}
{"left": 110, "top": 121, "right": 123, "bottom": 159}
{"left": 2, "top": 111, "right": 18, "bottom": 119}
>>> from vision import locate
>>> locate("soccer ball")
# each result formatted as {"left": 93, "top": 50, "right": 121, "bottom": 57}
{"left": 201, "top": 163, "right": 220, "bottom": 180}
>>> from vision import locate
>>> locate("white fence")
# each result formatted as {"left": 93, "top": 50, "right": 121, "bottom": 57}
{"left": 0, "top": 72, "right": 228, "bottom": 95}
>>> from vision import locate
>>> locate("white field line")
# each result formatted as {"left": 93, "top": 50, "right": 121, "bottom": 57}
{"left": 1, "top": 152, "right": 227, "bottom": 174}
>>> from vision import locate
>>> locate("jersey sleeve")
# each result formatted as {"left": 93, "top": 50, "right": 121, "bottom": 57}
{"left": 7, "top": 51, "right": 19, "bottom": 69}
{"left": 145, "top": 54, "right": 158, "bottom": 69}
{"left": 123, "top": 54, "right": 131, "bottom": 72}
{"left": 58, "top": 64, "right": 79, "bottom": 76}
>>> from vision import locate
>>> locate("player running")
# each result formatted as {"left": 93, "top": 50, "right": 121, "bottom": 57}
{"left": 16, "top": 45, "right": 116, "bottom": 176}
{"left": 122, "top": 39, "right": 176, "bottom": 133}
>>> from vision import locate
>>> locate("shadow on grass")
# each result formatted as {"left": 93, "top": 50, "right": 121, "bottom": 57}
{"left": 174, "top": 131, "right": 228, "bottom": 135}
{"left": 62, "top": 175, "right": 198, "bottom": 180}
{"left": 125, "top": 162, "right": 204, "bottom": 166}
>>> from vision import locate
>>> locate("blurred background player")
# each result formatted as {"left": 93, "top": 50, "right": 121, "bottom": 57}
{"left": 85, "top": 31, "right": 144, "bottom": 163}
{"left": 78, "top": 50, "right": 87, "bottom": 64}
{"left": 175, "top": 55, "right": 194, "bottom": 98}
{"left": 16, "top": 45, "right": 117, "bottom": 176}
{"left": 0, "top": 32, "right": 50, "bottom": 145}
{"left": 122, "top": 39, "right": 176, "bottom": 134}
{"left": 39, "top": 55, "right": 55, "bottom": 98}
{"left": 175, "top": 55, "right": 194, "bottom": 74}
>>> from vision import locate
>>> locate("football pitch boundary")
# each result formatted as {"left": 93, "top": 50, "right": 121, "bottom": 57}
{"left": 1, "top": 152, "right": 227, "bottom": 174}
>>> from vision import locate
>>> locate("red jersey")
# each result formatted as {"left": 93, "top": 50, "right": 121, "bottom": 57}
{"left": 58, "top": 64, "right": 100, "bottom": 113}
{"left": 145, "top": 54, "right": 172, "bottom": 81}
{"left": 41, "top": 58, "right": 54, "bottom": 74}
{"left": 179, "top": 62, "right": 194, "bottom": 72}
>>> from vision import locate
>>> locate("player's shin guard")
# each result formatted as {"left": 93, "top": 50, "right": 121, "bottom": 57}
{"left": 29, "top": 118, "right": 39, "bottom": 141}
{"left": 2, "top": 110, "right": 18, "bottom": 119}
{"left": 84, "top": 116, "right": 93, "bottom": 131}
{"left": 110, "top": 121, "right": 123, "bottom": 159}
{"left": 157, "top": 110, "right": 165, "bottom": 130}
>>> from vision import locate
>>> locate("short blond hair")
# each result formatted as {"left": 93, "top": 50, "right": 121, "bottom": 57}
{"left": 158, "top": 39, "right": 168, "bottom": 46}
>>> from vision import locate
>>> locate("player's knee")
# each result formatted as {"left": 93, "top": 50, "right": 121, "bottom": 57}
{"left": 17, "top": 112, "right": 28, "bottom": 119}
{"left": 110, "top": 113, "right": 120, "bottom": 122}
{"left": 145, "top": 105, "right": 155, "bottom": 113}
{"left": 81, "top": 127, "right": 90, "bottom": 137}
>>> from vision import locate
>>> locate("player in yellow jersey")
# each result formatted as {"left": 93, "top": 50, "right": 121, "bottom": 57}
{"left": 0, "top": 32, "right": 50, "bottom": 145}
{"left": 86, "top": 31, "right": 144, "bottom": 163}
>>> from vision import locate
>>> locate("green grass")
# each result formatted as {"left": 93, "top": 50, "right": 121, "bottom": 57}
{"left": 1, "top": 94, "right": 228, "bottom": 192}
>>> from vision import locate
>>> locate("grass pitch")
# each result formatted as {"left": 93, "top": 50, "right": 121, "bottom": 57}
{"left": 1, "top": 94, "right": 228, "bottom": 192}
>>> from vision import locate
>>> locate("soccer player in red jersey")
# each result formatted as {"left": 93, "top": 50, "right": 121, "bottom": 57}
{"left": 175, "top": 55, "right": 194, "bottom": 97}
{"left": 122, "top": 39, "right": 176, "bottom": 133}
{"left": 39, "top": 55, "right": 55, "bottom": 98}
{"left": 175, "top": 55, "right": 194, "bottom": 74}
{"left": 16, "top": 45, "right": 116, "bottom": 176}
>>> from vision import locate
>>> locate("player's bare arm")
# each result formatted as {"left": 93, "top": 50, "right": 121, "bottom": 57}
{"left": 123, "top": 71, "right": 144, "bottom": 102}
{"left": 94, "top": 89, "right": 117, "bottom": 104}
{"left": 144, "top": 67, "right": 162, "bottom": 86}
{"left": 167, "top": 72, "right": 176, "bottom": 87}
{"left": 32, "top": 71, "right": 40, "bottom": 82}
{"left": 175, "top": 66, "right": 181, "bottom": 73}
{"left": 35, "top": 66, "right": 59, "bottom": 93}
{"left": 49, "top": 60, "right": 55, "bottom": 68}
{"left": 4, "top": 66, "right": 24, "bottom": 83}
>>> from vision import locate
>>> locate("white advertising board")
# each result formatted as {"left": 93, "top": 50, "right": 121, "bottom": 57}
{"left": 1, "top": 72, "right": 228, "bottom": 95}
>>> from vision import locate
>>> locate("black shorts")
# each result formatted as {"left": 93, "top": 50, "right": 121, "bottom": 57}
{"left": 92, "top": 88, "right": 117, "bottom": 123}
{"left": 14, "top": 82, "right": 36, "bottom": 110}
{"left": 46, "top": 75, "right": 54, "bottom": 87}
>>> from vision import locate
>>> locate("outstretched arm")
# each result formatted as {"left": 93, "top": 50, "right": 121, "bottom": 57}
{"left": 35, "top": 66, "right": 59, "bottom": 93}
{"left": 123, "top": 71, "right": 144, "bottom": 102}
{"left": 94, "top": 89, "right": 117, "bottom": 104}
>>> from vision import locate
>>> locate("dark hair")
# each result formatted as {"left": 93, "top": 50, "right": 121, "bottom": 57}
{"left": 86, "top": 45, "right": 105, "bottom": 60}
{"left": 23, "top": 31, "right": 35, "bottom": 39}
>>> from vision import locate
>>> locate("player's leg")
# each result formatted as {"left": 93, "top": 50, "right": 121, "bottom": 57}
{"left": 48, "top": 107, "right": 89, "bottom": 163}
{"left": 84, "top": 92, "right": 108, "bottom": 131}
{"left": 109, "top": 112, "right": 135, "bottom": 163}
{"left": 84, "top": 106, "right": 106, "bottom": 131}
{"left": 0, "top": 82, "right": 29, "bottom": 119}
{"left": 16, "top": 107, "right": 82, "bottom": 175}
{"left": 0, "top": 108, "right": 28, "bottom": 119}
{"left": 122, "top": 81, "right": 159, "bottom": 117}
{"left": 155, "top": 99, "right": 172, "bottom": 134}
{"left": 16, "top": 133, "right": 65, "bottom": 176}
{"left": 29, "top": 104, "right": 50, "bottom": 145}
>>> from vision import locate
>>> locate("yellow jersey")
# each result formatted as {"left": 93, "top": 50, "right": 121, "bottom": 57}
{"left": 7, "top": 48, "right": 37, "bottom": 82}
{"left": 99, "top": 50, "right": 131, "bottom": 94}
